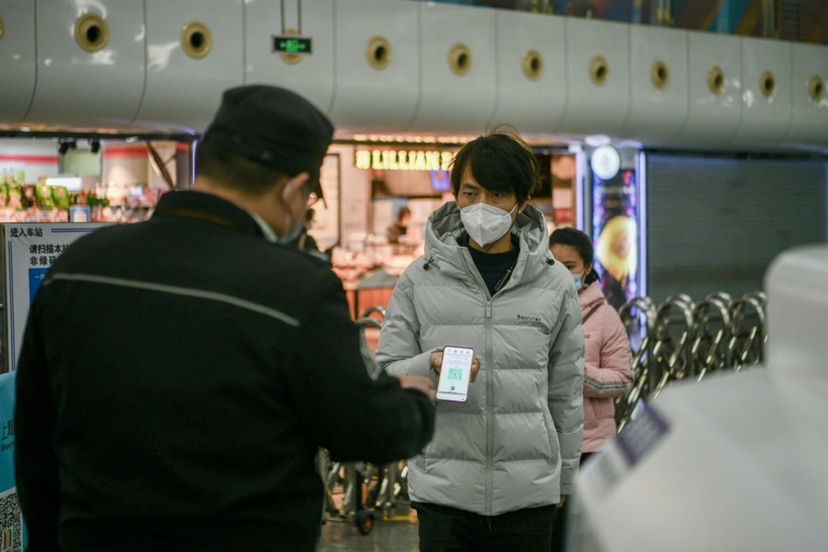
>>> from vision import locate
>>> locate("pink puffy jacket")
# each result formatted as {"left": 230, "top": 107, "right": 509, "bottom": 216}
{"left": 579, "top": 282, "right": 633, "bottom": 452}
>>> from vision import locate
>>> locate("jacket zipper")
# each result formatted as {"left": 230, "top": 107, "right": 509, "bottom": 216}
{"left": 458, "top": 248, "right": 502, "bottom": 516}
{"left": 485, "top": 300, "right": 494, "bottom": 516}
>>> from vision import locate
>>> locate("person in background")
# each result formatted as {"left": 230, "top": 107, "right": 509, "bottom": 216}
{"left": 14, "top": 85, "right": 436, "bottom": 552}
{"left": 297, "top": 207, "right": 319, "bottom": 252}
{"left": 548, "top": 226, "right": 634, "bottom": 552}
{"left": 376, "top": 130, "right": 584, "bottom": 552}
{"left": 386, "top": 205, "right": 411, "bottom": 245}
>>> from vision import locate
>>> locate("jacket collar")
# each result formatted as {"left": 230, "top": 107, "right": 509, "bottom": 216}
{"left": 153, "top": 191, "right": 271, "bottom": 240}
{"left": 579, "top": 281, "right": 606, "bottom": 308}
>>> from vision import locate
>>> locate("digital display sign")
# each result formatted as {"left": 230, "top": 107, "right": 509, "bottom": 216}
{"left": 592, "top": 169, "right": 639, "bottom": 310}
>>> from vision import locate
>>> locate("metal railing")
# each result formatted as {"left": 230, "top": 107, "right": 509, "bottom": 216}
{"left": 319, "top": 306, "right": 409, "bottom": 534}
{"left": 615, "top": 291, "right": 767, "bottom": 430}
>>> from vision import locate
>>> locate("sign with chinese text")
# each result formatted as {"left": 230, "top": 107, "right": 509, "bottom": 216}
{"left": 4, "top": 224, "right": 110, "bottom": 372}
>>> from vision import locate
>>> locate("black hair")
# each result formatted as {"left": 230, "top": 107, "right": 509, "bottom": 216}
{"left": 549, "top": 227, "right": 600, "bottom": 284}
{"left": 449, "top": 130, "right": 538, "bottom": 204}
{"left": 195, "top": 140, "right": 289, "bottom": 195}
{"left": 396, "top": 206, "right": 411, "bottom": 222}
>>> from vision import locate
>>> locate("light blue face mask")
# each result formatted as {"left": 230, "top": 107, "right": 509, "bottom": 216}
{"left": 572, "top": 273, "right": 583, "bottom": 291}
{"left": 277, "top": 185, "right": 309, "bottom": 246}
{"left": 278, "top": 211, "right": 305, "bottom": 246}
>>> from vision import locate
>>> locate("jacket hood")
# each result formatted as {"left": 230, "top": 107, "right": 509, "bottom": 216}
{"left": 423, "top": 201, "right": 553, "bottom": 289}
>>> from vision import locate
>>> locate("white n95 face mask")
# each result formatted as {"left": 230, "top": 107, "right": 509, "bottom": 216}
{"left": 460, "top": 202, "right": 518, "bottom": 247}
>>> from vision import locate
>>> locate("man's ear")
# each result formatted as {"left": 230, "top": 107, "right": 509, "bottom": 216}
{"left": 281, "top": 172, "right": 310, "bottom": 200}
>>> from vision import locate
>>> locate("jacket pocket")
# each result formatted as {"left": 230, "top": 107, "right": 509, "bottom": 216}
{"left": 593, "top": 396, "right": 613, "bottom": 421}
{"left": 540, "top": 409, "right": 557, "bottom": 467}
{"left": 583, "top": 397, "right": 597, "bottom": 429}
{"left": 585, "top": 397, "right": 612, "bottom": 428}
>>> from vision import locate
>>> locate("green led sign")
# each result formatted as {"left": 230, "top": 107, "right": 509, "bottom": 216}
{"left": 272, "top": 36, "right": 312, "bottom": 55}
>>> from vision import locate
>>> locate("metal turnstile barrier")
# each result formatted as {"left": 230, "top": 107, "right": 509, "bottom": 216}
{"left": 319, "top": 305, "right": 413, "bottom": 535}
{"left": 727, "top": 292, "right": 767, "bottom": 371}
{"left": 616, "top": 297, "right": 656, "bottom": 432}
{"left": 650, "top": 295, "right": 695, "bottom": 399}
{"left": 354, "top": 307, "right": 413, "bottom": 521}
{"left": 615, "top": 291, "right": 767, "bottom": 430}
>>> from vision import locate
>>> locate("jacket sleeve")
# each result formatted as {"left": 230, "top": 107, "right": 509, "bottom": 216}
{"left": 14, "top": 297, "right": 60, "bottom": 551}
{"left": 583, "top": 306, "right": 634, "bottom": 399}
{"left": 291, "top": 269, "right": 435, "bottom": 465}
{"left": 374, "top": 274, "right": 434, "bottom": 379}
{"left": 547, "top": 286, "right": 585, "bottom": 496}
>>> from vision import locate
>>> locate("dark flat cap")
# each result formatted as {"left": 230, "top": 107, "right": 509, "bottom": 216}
{"left": 202, "top": 85, "right": 334, "bottom": 197}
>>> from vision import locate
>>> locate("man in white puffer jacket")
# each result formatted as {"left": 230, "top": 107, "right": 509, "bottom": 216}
{"left": 375, "top": 131, "right": 585, "bottom": 552}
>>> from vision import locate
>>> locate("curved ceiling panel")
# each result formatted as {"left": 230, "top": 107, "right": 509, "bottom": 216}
{"left": 680, "top": 32, "right": 742, "bottom": 148}
{"left": 623, "top": 26, "right": 689, "bottom": 146}
{"left": 329, "top": 0, "right": 419, "bottom": 137}
{"left": 131, "top": 0, "right": 244, "bottom": 135}
{"left": 24, "top": 1, "right": 145, "bottom": 131}
{"left": 0, "top": 0, "right": 36, "bottom": 129}
{"left": 244, "top": 0, "right": 334, "bottom": 117}
{"left": 559, "top": 18, "right": 631, "bottom": 137}
{"left": 0, "top": 2, "right": 820, "bottom": 155}
{"left": 732, "top": 37, "right": 792, "bottom": 148}
{"left": 406, "top": 2, "right": 497, "bottom": 136}
{"left": 488, "top": 11, "right": 566, "bottom": 137}
{"left": 784, "top": 43, "right": 828, "bottom": 149}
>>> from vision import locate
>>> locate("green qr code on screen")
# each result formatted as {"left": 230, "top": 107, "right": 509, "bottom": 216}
{"left": 447, "top": 367, "right": 463, "bottom": 381}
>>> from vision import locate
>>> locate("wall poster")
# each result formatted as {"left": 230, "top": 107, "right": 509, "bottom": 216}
{"left": 592, "top": 170, "right": 640, "bottom": 310}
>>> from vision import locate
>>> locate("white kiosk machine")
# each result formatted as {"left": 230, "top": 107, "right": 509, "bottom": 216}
{"left": 573, "top": 245, "right": 828, "bottom": 552}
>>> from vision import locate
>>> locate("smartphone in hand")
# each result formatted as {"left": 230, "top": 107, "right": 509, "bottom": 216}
{"left": 436, "top": 346, "right": 474, "bottom": 402}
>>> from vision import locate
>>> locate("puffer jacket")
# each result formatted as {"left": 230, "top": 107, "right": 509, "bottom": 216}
{"left": 375, "top": 201, "right": 584, "bottom": 516}
{"left": 579, "top": 282, "right": 634, "bottom": 452}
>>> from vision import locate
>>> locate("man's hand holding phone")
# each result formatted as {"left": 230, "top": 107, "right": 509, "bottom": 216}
{"left": 429, "top": 349, "right": 480, "bottom": 382}
{"left": 430, "top": 346, "right": 479, "bottom": 402}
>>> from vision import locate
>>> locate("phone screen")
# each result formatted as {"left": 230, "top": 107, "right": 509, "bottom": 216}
{"left": 436, "top": 346, "right": 474, "bottom": 402}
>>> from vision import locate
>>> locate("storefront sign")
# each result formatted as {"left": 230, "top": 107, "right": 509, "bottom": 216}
{"left": 355, "top": 150, "right": 454, "bottom": 172}
{"left": 4, "top": 223, "right": 110, "bottom": 372}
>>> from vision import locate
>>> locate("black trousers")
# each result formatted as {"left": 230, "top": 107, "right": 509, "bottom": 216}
{"left": 412, "top": 501, "right": 558, "bottom": 552}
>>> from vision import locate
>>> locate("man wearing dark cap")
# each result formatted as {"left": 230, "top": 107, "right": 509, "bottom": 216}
{"left": 14, "top": 85, "right": 436, "bottom": 552}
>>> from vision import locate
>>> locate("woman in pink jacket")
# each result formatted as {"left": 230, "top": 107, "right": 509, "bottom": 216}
{"left": 549, "top": 227, "right": 633, "bottom": 552}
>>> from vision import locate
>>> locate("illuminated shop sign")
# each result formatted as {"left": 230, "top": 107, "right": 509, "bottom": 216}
{"left": 355, "top": 150, "right": 454, "bottom": 171}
